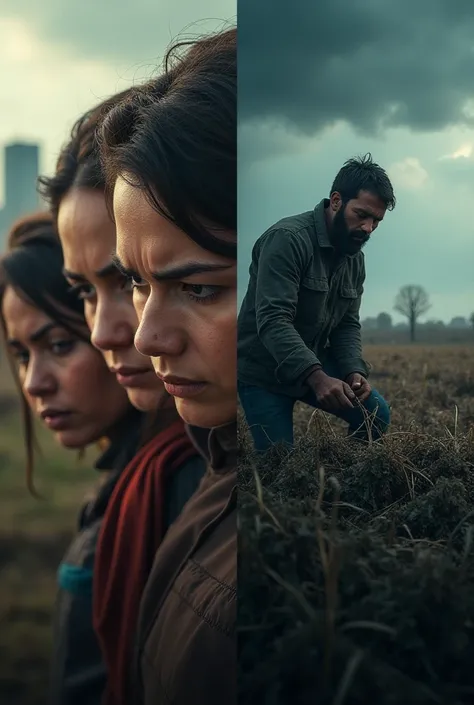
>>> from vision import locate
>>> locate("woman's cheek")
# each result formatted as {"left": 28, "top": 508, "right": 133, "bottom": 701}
{"left": 65, "top": 347, "right": 106, "bottom": 403}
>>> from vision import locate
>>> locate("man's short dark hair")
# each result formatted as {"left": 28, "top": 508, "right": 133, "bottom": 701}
{"left": 330, "top": 153, "right": 396, "bottom": 210}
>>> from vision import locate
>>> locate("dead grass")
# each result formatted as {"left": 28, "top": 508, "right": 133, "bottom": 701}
{"left": 238, "top": 345, "right": 474, "bottom": 705}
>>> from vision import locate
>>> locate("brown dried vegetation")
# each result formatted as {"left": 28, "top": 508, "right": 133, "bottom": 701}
{"left": 239, "top": 345, "right": 474, "bottom": 705}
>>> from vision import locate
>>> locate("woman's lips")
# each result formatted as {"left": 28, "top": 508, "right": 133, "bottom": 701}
{"left": 112, "top": 366, "right": 152, "bottom": 388}
{"left": 40, "top": 409, "right": 73, "bottom": 431}
{"left": 158, "top": 375, "right": 208, "bottom": 399}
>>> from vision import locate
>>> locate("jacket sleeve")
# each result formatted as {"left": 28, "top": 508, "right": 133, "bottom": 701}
{"left": 328, "top": 262, "right": 370, "bottom": 380}
{"left": 255, "top": 229, "right": 322, "bottom": 384}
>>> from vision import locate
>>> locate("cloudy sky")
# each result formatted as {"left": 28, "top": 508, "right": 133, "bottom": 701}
{"left": 239, "top": 0, "right": 474, "bottom": 322}
{"left": 0, "top": 0, "right": 235, "bottom": 199}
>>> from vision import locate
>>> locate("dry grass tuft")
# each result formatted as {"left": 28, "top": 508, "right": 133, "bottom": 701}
{"left": 239, "top": 345, "right": 474, "bottom": 705}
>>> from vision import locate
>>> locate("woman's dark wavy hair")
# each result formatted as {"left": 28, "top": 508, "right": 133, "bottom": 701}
{"left": 0, "top": 212, "right": 90, "bottom": 495}
{"left": 37, "top": 78, "right": 186, "bottom": 443}
{"left": 99, "top": 26, "right": 237, "bottom": 260}
{"left": 38, "top": 88, "right": 133, "bottom": 217}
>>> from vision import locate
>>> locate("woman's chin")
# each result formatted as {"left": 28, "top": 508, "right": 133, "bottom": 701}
{"left": 126, "top": 387, "right": 165, "bottom": 413}
{"left": 54, "top": 429, "right": 95, "bottom": 450}
{"left": 174, "top": 397, "right": 236, "bottom": 429}
{"left": 54, "top": 431, "right": 83, "bottom": 449}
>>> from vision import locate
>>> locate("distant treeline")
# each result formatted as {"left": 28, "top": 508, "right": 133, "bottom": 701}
{"left": 361, "top": 312, "right": 473, "bottom": 344}
{"left": 362, "top": 312, "right": 473, "bottom": 332}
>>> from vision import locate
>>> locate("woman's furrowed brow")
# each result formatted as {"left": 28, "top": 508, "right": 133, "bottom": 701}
{"left": 151, "top": 262, "right": 231, "bottom": 281}
{"left": 111, "top": 254, "right": 137, "bottom": 278}
{"left": 111, "top": 255, "right": 232, "bottom": 281}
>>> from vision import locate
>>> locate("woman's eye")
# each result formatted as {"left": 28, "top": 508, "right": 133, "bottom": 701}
{"left": 12, "top": 350, "right": 29, "bottom": 366}
{"left": 120, "top": 275, "right": 146, "bottom": 292}
{"left": 182, "top": 284, "right": 222, "bottom": 302}
{"left": 51, "top": 340, "right": 75, "bottom": 355}
{"left": 121, "top": 277, "right": 134, "bottom": 293}
{"left": 69, "top": 283, "right": 95, "bottom": 301}
{"left": 132, "top": 275, "right": 147, "bottom": 288}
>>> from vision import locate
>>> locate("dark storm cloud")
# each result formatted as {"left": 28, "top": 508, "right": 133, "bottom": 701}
{"left": 5, "top": 0, "right": 235, "bottom": 63}
{"left": 239, "top": 0, "right": 474, "bottom": 135}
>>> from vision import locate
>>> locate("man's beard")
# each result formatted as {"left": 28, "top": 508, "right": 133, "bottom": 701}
{"left": 331, "top": 205, "right": 370, "bottom": 255}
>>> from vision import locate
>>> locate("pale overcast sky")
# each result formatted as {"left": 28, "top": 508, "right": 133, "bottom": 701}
{"left": 239, "top": 0, "right": 474, "bottom": 322}
{"left": 0, "top": 0, "right": 235, "bottom": 192}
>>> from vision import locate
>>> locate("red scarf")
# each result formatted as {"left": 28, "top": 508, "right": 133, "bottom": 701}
{"left": 93, "top": 418, "right": 198, "bottom": 705}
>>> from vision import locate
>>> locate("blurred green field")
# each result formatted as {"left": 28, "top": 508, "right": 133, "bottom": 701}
{"left": 0, "top": 355, "right": 101, "bottom": 705}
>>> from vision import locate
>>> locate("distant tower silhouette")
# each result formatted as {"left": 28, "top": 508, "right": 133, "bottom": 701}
{"left": 0, "top": 142, "right": 41, "bottom": 249}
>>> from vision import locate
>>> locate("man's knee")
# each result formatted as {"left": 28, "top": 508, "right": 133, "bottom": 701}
{"left": 369, "top": 390, "right": 391, "bottom": 431}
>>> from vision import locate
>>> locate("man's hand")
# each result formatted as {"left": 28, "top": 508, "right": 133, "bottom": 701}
{"left": 307, "top": 369, "right": 355, "bottom": 412}
{"left": 345, "top": 373, "right": 371, "bottom": 402}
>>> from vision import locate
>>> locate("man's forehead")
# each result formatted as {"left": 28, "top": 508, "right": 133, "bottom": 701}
{"left": 354, "top": 190, "right": 386, "bottom": 215}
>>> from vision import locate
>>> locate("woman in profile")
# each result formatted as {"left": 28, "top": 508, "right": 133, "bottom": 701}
{"left": 39, "top": 84, "right": 206, "bottom": 705}
{"left": 0, "top": 212, "right": 133, "bottom": 705}
{"left": 100, "top": 26, "right": 237, "bottom": 705}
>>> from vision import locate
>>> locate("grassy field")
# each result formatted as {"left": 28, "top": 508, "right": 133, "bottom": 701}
{"left": 2, "top": 344, "right": 474, "bottom": 704}
{"left": 362, "top": 326, "right": 474, "bottom": 348}
{"left": 239, "top": 344, "right": 474, "bottom": 705}
{"left": 362, "top": 328, "right": 474, "bottom": 346}
{"left": 362, "top": 326, "right": 474, "bottom": 349}
{"left": 0, "top": 355, "right": 101, "bottom": 705}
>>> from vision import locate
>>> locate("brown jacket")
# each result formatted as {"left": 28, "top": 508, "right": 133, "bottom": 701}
{"left": 132, "top": 422, "right": 237, "bottom": 705}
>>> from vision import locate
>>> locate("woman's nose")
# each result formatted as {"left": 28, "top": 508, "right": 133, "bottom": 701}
{"left": 24, "top": 359, "right": 56, "bottom": 398}
{"left": 90, "top": 297, "right": 133, "bottom": 352}
{"left": 134, "top": 296, "right": 186, "bottom": 359}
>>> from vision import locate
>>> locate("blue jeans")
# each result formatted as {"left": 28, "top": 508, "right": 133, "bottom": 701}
{"left": 238, "top": 359, "right": 390, "bottom": 452}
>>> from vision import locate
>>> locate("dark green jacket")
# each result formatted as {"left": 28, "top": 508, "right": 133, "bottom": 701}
{"left": 238, "top": 199, "right": 369, "bottom": 398}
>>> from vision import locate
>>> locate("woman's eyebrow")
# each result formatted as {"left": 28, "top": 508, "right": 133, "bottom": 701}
{"left": 151, "top": 262, "right": 232, "bottom": 281}
{"left": 112, "top": 256, "right": 232, "bottom": 281}
{"left": 97, "top": 262, "right": 120, "bottom": 278}
{"left": 111, "top": 254, "right": 136, "bottom": 278}
{"left": 63, "top": 268, "right": 85, "bottom": 281}
{"left": 63, "top": 262, "right": 118, "bottom": 280}
{"left": 8, "top": 322, "right": 59, "bottom": 347}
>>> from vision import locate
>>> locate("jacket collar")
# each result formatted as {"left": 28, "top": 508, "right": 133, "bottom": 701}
{"left": 312, "top": 198, "right": 333, "bottom": 249}
{"left": 186, "top": 421, "right": 237, "bottom": 473}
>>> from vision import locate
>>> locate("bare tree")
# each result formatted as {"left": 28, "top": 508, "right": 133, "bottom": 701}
{"left": 394, "top": 285, "right": 431, "bottom": 342}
